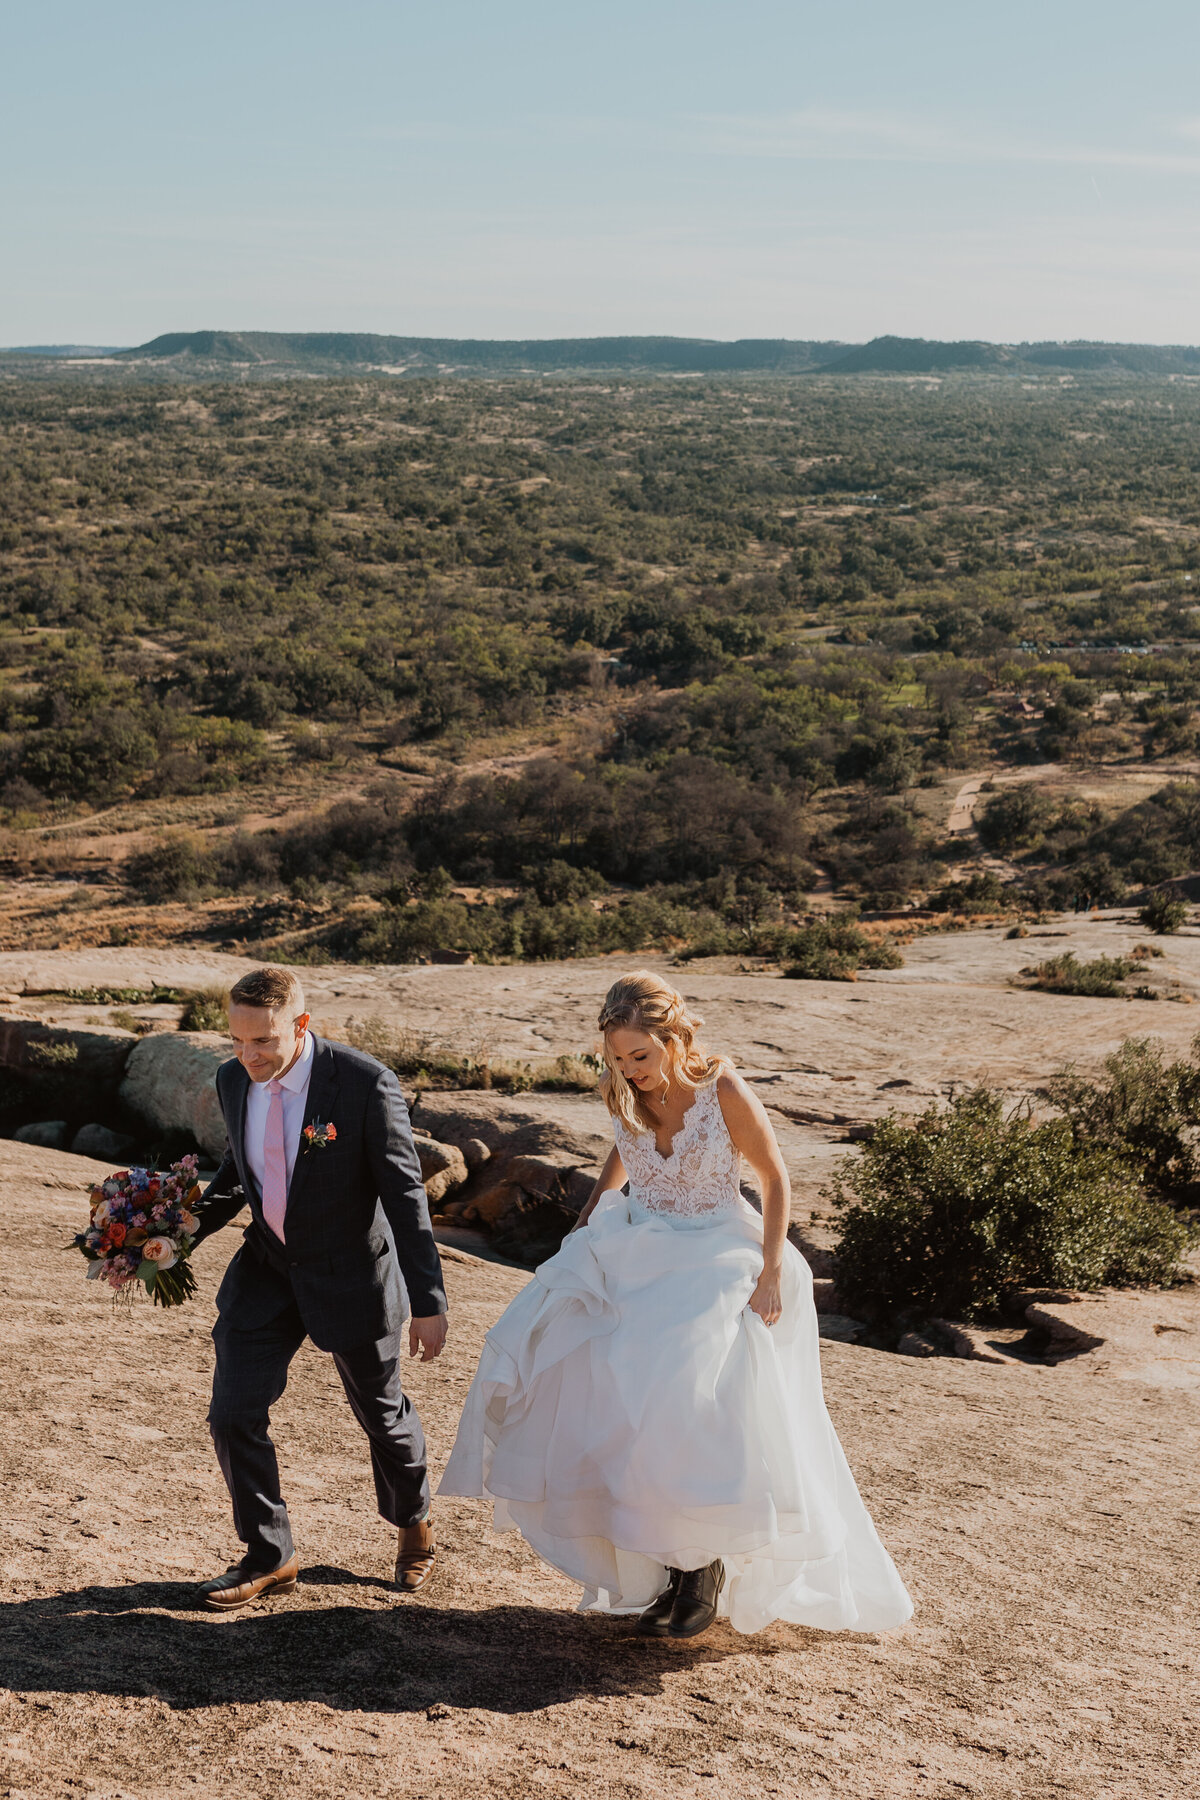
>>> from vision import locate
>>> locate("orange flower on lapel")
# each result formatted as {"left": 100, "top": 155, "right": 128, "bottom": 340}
{"left": 302, "top": 1120, "right": 338, "bottom": 1152}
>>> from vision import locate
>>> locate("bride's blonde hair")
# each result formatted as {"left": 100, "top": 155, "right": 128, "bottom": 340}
{"left": 597, "top": 970, "right": 726, "bottom": 1133}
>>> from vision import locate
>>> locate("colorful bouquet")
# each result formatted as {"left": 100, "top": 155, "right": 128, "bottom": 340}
{"left": 73, "top": 1155, "right": 203, "bottom": 1307}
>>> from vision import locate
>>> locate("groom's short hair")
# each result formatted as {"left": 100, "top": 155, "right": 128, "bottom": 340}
{"left": 228, "top": 966, "right": 307, "bottom": 1022}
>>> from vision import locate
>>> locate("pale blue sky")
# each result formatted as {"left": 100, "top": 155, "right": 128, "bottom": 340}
{"left": 5, "top": 0, "right": 1200, "bottom": 345}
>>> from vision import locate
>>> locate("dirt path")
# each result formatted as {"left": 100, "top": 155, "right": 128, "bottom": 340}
{"left": 1, "top": 1140, "right": 1197, "bottom": 1799}
{"left": 945, "top": 770, "right": 990, "bottom": 837}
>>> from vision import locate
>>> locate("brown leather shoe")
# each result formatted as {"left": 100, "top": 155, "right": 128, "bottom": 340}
{"left": 394, "top": 1518, "right": 436, "bottom": 1594}
{"left": 199, "top": 1554, "right": 299, "bottom": 1612}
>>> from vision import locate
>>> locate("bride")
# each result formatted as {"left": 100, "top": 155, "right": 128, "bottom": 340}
{"left": 440, "top": 971, "right": 913, "bottom": 1640}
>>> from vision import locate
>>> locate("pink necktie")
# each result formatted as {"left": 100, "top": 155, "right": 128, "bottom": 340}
{"left": 262, "top": 1078, "right": 288, "bottom": 1242}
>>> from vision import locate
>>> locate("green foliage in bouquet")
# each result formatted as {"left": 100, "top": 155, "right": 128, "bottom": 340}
{"left": 74, "top": 1156, "right": 203, "bottom": 1309}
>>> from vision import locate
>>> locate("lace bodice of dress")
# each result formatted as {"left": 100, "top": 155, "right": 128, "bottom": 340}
{"left": 613, "top": 1079, "right": 742, "bottom": 1216}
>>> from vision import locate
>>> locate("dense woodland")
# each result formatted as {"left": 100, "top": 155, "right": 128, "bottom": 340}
{"left": 3, "top": 371, "right": 1200, "bottom": 959}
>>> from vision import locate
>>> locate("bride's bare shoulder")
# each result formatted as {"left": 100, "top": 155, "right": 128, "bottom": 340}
{"left": 714, "top": 1064, "right": 747, "bottom": 1098}
{"left": 713, "top": 1064, "right": 762, "bottom": 1116}
{"left": 713, "top": 1062, "right": 775, "bottom": 1127}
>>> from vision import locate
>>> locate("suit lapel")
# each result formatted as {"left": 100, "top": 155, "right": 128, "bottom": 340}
{"left": 224, "top": 1060, "right": 257, "bottom": 1201}
{"left": 287, "top": 1036, "right": 340, "bottom": 1205}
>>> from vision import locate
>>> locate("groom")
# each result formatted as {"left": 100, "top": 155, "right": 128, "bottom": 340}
{"left": 191, "top": 966, "right": 447, "bottom": 1611}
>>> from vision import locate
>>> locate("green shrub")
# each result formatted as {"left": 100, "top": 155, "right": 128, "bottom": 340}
{"left": 1047, "top": 1034, "right": 1200, "bottom": 1199}
{"left": 1022, "top": 952, "right": 1136, "bottom": 997}
{"left": 1138, "top": 891, "right": 1189, "bottom": 934}
{"left": 26, "top": 1039, "right": 79, "bottom": 1071}
{"left": 350, "top": 898, "right": 509, "bottom": 964}
{"left": 782, "top": 918, "right": 903, "bottom": 981}
{"left": 926, "top": 871, "right": 1012, "bottom": 914}
{"left": 977, "top": 787, "right": 1052, "bottom": 853}
{"left": 829, "top": 1088, "right": 1196, "bottom": 1322}
{"left": 179, "top": 986, "right": 229, "bottom": 1032}
{"left": 124, "top": 833, "right": 220, "bottom": 902}
{"left": 110, "top": 1008, "right": 153, "bottom": 1036}
{"left": 521, "top": 859, "right": 605, "bottom": 905}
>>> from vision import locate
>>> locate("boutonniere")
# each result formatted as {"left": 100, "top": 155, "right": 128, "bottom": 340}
{"left": 302, "top": 1120, "right": 338, "bottom": 1152}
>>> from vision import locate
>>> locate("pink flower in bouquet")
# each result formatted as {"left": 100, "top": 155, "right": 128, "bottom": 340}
{"left": 141, "top": 1235, "right": 178, "bottom": 1269}
{"left": 76, "top": 1156, "right": 201, "bottom": 1310}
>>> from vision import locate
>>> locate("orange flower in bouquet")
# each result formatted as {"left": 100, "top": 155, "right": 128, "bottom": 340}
{"left": 73, "top": 1154, "right": 203, "bottom": 1307}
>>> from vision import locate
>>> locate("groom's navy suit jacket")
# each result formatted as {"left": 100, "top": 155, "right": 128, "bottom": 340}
{"left": 195, "top": 1035, "right": 446, "bottom": 1354}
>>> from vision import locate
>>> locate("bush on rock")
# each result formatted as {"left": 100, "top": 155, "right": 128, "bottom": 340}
{"left": 1047, "top": 1034, "right": 1200, "bottom": 1201}
{"left": 1138, "top": 891, "right": 1189, "bottom": 935}
{"left": 828, "top": 1088, "right": 1196, "bottom": 1322}
{"left": 782, "top": 918, "right": 903, "bottom": 982}
{"left": 1021, "top": 951, "right": 1137, "bottom": 998}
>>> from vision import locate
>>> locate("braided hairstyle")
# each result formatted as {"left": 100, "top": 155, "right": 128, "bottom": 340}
{"left": 597, "top": 970, "right": 726, "bottom": 1133}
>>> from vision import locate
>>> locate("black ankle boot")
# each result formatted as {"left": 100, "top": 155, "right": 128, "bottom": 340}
{"left": 636, "top": 1567, "right": 682, "bottom": 1637}
{"left": 668, "top": 1560, "right": 725, "bottom": 1638}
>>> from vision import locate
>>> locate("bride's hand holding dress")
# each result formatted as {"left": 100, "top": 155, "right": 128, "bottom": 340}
{"left": 576, "top": 1070, "right": 787, "bottom": 1324}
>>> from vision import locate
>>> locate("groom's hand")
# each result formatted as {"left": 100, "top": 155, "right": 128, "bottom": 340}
{"left": 409, "top": 1314, "right": 448, "bottom": 1362}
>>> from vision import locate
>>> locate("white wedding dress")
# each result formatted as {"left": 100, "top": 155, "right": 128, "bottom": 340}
{"left": 439, "top": 1079, "right": 913, "bottom": 1635}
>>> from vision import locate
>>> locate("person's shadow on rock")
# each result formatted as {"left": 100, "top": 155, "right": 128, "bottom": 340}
{"left": 0, "top": 1573, "right": 759, "bottom": 1714}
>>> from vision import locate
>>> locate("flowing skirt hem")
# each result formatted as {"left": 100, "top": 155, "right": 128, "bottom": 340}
{"left": 438, "top": 1192, "right": 914, "bottom": 1638}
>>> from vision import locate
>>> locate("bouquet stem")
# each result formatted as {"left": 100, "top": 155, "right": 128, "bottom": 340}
{"left": 149, "top": 1262, "right": 199, "bottom": 1308}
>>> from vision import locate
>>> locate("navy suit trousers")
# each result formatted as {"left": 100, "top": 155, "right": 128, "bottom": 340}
{"left": 208, "top": 1246, "right": 429, "bottom": 1571}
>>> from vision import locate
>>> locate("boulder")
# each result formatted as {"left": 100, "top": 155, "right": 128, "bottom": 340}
{"left": 929, "top": 1318, "right": 1024, "bottom": 1366}
{"left": 409, "top": 1091, "right": 610, "bottom": 1167}
{"left": 817, "top": 1314, "right": 866, "bottom": 1343}
{"left": 787, "top": 1228, "right": 835, "bottom": 1278}
{"left": 811, "top": 1277, "right": 858, "bottom": 1315}
{"left": 409, "top": 1093, "right": 609, "bottom": 1260}
{"left": 1020, "top": 1291, "right": 1200, "bottom": 1388}
{"left": 452, "top": 1178, "right": 522, "bottom": 1228}
{"left": 0, "top": 1020, "right": 138, "bottom": 1086}
{"left": 412, "top": 1133, "right": 469, "bottom": 1206}
{"left": 69, "top": 1123, "right": 139, "bottom": 1163}
{"left": 119, "top": 1031, "right": 233, "bottom": 1161}
{"left": 13, "top": 1120, "right": 69, "bottom": 1151}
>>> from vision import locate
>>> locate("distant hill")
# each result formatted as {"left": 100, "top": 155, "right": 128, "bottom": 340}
{"left": 5, "top": 331, "right": 1200, "bottom": 381}
{"left": 1017, "top": 341, "right": 1200, "bottom": 375}
{"left": 114, "top": 331, "right": 847, "bottom": 375}
{"left": 1, "top": 344, "right": 129, "bottom": 357}
{"left": 817, "top": 335, "right": 1200, "bottom": 376}
{"left": 818, "top": 336, "right": 1011, "bottom": 374}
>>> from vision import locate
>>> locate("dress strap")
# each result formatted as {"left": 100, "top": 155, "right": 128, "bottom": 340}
{"left": 695, "top": 1075, "right": 722, "bottom": 1114}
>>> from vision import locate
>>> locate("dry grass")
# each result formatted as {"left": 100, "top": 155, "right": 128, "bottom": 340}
{"left": 334, "top": 1015, "right": 601, "bottom": 1094}
{"left": 178, "top": 985, "right": 230, "bottom": 1032}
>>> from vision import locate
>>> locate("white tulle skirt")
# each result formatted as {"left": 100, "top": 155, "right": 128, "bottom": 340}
{"left": 439, "top": 1188, "right": 913, "bottom": 1636}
